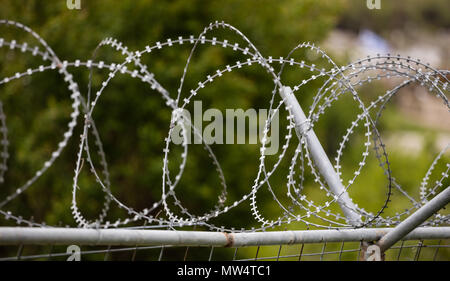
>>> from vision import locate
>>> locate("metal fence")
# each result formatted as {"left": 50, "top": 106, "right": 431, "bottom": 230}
{"left": 0, "top": 20, "right": 448, "bottom": 261}
{"left": 2, "top": 241, "right": 449, "bottom": 261}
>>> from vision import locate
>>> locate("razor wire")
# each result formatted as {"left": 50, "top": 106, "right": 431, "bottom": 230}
{"left": 0, "top": 20, "right": 448, "bottom": 233}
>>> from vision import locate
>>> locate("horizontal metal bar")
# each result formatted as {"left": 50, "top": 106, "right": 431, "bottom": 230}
{"left": 0, "top": 227, "right": 448, "bottom": 247}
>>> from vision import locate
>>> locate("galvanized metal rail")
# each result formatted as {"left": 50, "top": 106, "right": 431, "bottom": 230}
{"left": 0, "top": 227, "right": 448, "bottom": 247}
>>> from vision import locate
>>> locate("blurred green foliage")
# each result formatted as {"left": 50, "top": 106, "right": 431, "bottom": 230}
{"left": 338, "top": 0, "right": 450, "bottom": 33}
{"left": 0, "top": 0, "right": 345, "bottom": 227}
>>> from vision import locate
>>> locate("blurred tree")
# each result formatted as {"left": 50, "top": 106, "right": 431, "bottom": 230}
{"left": 0, "top": 0, "right": 345, "bottom": 230}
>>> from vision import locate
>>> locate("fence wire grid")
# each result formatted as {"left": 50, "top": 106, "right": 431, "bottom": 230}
{"left": 0, "top": 239, "right": 448, "bottom": 261}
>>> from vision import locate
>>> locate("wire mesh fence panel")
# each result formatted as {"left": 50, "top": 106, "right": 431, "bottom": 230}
{"left": 0, "top": 239, "right": 448, "bottom": 261}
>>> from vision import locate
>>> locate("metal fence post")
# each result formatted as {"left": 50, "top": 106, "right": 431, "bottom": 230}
{"left": 377, "top": 186, "right": 450, "bottom": 252}
{"left": 279, "top": 86, "right": 362, "bottom": 226}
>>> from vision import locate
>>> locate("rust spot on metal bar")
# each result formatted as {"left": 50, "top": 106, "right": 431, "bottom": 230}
{"left": 223, "top": 232, "right": 234, "bottom": 247}
{"left": 375, "top": 229, "right": 388, "bottom": 237}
